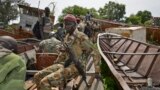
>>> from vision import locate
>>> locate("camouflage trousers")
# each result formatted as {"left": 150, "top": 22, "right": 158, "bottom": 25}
{"left": 34, "top": 64, "right": 79, "bottom": 90}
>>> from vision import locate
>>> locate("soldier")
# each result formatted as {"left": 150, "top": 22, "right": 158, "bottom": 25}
{"left": 38, "top": 32, "right": 61, "bottom": 53}
{"left": 84, "top": 22, "right": 92, "bottom": 38}
{"left": 55, "top": 23, "right": 66, "bottom": 41}
{"left": 33, "top": 7, "right": 53, "bottom": 40}
{"left": 92, "top": 21, "right": 101, "bottom": 43}
{"left": 85, "top": 11, "right": 92, "bottom": 22}
{"left": 34, "top": 14, "right": 101, "bottom": 90}
{"left": 0, "top": 36, "right": 26, "bottom": 90}
{"left": 77, "top": 17, "right": 86, "bottom": 32}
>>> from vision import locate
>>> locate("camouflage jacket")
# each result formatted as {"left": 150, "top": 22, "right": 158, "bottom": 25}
{"left": 39, "top": 37, "right": 61, "bottom": 53}
{"left": 55, "top": 29, "right": 101, "bottom": 71}
{"left": 0, "top": 46, "right": 26, "bottom": 90}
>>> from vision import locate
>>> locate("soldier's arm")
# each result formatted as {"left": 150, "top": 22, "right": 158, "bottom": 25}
{"left": 0, "top": 54, "right": 20, "bottom": 83}
{"left": 54, "top": 49, "right": 69, "bottom": 64}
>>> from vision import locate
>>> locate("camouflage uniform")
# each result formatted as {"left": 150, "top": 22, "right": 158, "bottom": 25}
{"left": 0, "top": 46, "right": 26, "bottom": 90}
{"left": 77, "top": 21, "right": 86, "bottom": 32}
{"left": 39, "top": 37, "right": 61, "bottom": 53}
{"left": 92, "top": 22, "right": 100, "bottom": 43}
{"left": 34, "top": 29, "right": 101, "bottom": 90}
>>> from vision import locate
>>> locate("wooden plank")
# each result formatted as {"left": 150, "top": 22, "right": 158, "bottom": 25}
{"left": 137, "top": 47, "right": 157, "bottom": 76}
{"left": 121, "top": 42, "right": 139, "bottom": 64}
{"left": 25, "top": 79, "right": 35, "bottom": 90}
{"left": 29, "top": 84, "right": 37, "bottom": 90}
{"left": 127, "top": 44, "right": 147, "bottom": 69}
{"left": 118, "top": 40, "right": 132, "bottom": 63}
{"left": 126, "top": 43, "right": 140, "bottom": 65}
{"left": 148, "top": 55, "right": 160, "bottom": 84}
{"left": 145, "top": 49, "right": 160, "bottom": 76}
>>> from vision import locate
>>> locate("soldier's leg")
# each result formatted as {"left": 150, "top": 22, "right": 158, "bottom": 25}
{"left": 39, "top": 66, "right": 64, "bottom": 90}
{"left": 34, "top": 64, "right": 64, "bottom": 87}
{"left": 39, "top": 64, "right": 79, "bottom": 90}
{"left": 63, "top": 64, "right": 79, "bottom": 81}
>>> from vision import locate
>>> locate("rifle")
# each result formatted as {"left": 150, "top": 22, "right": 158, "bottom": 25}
{"left": 57, "top": 35, "right": 90, "bottom": 87}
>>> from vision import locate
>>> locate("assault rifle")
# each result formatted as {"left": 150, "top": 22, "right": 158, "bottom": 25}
{"left": 63, "top": 43, "right": 90, "bottom": 87}
{"left": 57, "top": 34, "right": 89, "bottom": 87}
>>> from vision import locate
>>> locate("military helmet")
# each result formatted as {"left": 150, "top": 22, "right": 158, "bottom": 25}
{"left": 0, "top": 36, "right": 18, "bottom": 53}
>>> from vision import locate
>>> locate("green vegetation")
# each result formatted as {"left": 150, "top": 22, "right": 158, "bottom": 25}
{"left": 100, "top": 59, "right": 118, "bottom": 90}
{"left": 58, "top": 1, "right": 154, "bottom": 27}
{"left": 98, "top": 1, "right": 125, "bottom": 21}
{"left": 58, "top": 5, "right": 99, "bottom": 22}
{"left": 125, "top": 10, "right": 152, "bottom": 25}
{"left": 125, "top": 14, "right": 142, "bottom": 25}
{"left": 58, "top": 1, "right": 125, "bottom": 22}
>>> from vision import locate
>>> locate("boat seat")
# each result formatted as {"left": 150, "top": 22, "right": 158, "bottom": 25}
{"left": 116, "top": 62, "right": 143, "bottom": 78}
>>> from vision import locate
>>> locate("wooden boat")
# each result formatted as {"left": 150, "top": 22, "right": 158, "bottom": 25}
{"left": 17, "top": 38, "right": 58, "bottom": 70}
{"left": 17, "top": 38, "right": 40, "bottom": 53}
{"left": 24, "top": 49, "right": 104, "bottom": 90}
{"left": 25, "top": 54, "right": 104, "bottom": 90}
{"left": 97, "top": 33, "right": 160, "bottom": 90}
{"left": 0, "top": 28, "right": 34, "bottom": 39}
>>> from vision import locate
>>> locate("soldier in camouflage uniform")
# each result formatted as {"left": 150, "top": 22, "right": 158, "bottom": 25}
{"left": 34, "top": 14, "right": 101, "bottom": 90}
{"left": 92, "top": 21, "right": 101, "bottom": 43}
{"left": 0, "top": 36, "right": 26, "bottom": 90}
{"left": 38, "top": 32, "right": 61, "bottom": 53}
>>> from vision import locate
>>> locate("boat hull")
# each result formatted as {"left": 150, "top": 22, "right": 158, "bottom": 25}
{"left": 97, "top": 33, "right": 160, "bottom": 90}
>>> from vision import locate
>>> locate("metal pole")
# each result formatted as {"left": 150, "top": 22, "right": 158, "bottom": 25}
{"left": 38, "top": 0, "right": 40, "bottom": 19}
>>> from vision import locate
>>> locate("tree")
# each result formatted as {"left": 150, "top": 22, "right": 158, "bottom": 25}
{"left": 0, "top": 0, "right": 26, "bottom": 25}
{"left": 58, "top": 5, "right": 99, "bottom": 22}
{"left": 136, "top": 10, "right": 152, "bottom": 24}
{"left": 62, "top": 5, "right": 88, "bottom": 16}
{"left": 125, "top": 10, "right": 152, "bottom": 25}
{"left": 144, "top": 20, "right": 153, "bottom": 27}
{"left": 89, "top": 8, "right": 100, "bottom": 18}
{"left": 125, "top": 14, "right": 141, "bottom": 25}
{"left": 98, "top": 1, "right": 125, "bottom": 21}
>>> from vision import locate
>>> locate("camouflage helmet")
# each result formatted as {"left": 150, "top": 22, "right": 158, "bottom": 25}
{"left": 0, "top": 36, "right": 18, "bottom": 53}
